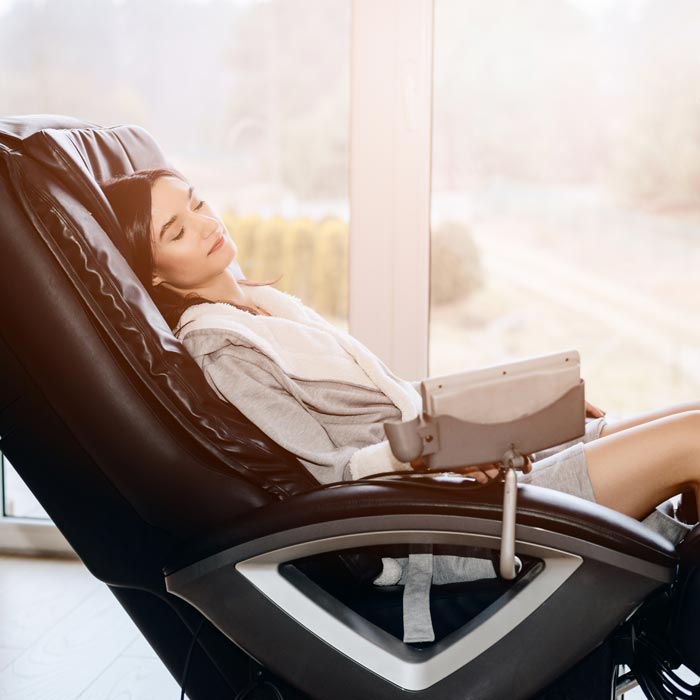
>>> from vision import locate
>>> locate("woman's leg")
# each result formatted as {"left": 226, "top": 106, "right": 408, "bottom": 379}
{"left": 599, "top": 399, "right": 700, "bottom": 438}
{"left": 584, "top": 410, "right": 700, "bottom": 521}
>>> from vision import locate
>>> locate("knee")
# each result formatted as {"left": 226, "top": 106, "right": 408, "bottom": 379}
{"left": 668, "top": 411, "right": 700, "bottom": 479}
{"left": 673, "top": 409, "right": 700, "bottom": 433}
{"left": 666, "top": 410, "right": 700, "bottom": 445}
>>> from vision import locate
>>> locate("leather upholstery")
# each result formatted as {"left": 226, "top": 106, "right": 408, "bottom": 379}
{"left": 165, "top": 475, "right": 678, "bottom": 575}
{"left": 0, "top": 115, "right": 318, "bottom": 541}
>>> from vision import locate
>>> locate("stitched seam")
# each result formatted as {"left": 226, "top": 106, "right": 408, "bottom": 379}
{"left": 16, "top": 176, "right": 288, "bottom": 498}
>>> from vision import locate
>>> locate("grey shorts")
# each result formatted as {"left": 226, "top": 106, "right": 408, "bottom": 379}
{"left": 518, "top": 415, "right": 691, "bottom": 545}
{"left": 519, "top": 440, "right": 596, "bottom": 502}
{"left": 518, "top": 415, "right": 605, "bottom": 500}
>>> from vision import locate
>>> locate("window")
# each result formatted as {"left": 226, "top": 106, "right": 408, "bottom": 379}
{"left": 0, "top": 0, "right": 350, "bottom": 534}
{"left": 0, "top": 0, "right": 350, "bottom": 326}
{"left": 430, "top": 0, "right": 700, "bottom": 414}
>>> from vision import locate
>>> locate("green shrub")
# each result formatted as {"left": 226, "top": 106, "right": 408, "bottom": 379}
{"left": 222, "top": 211, "right": 348, "bottom": 317}
{"left": 221, "top": 213, "right": 481, "bottom": 315}
{"left": 431, "top": 221, "right": 483, "bottom": 304}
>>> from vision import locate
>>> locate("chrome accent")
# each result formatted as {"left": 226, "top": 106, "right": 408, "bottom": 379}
{"left": 499, "top": 457, "right": 521, "bottom": 579}
{"left": 235, "top": 530, "right": 582, "bottom": 691}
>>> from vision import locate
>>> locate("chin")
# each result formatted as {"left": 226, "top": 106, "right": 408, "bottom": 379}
{"left": 224, "top": 243, "right": 236, "bottom": 263}
{"left": 216, "top": 244, "right": 236, "bottom": 271}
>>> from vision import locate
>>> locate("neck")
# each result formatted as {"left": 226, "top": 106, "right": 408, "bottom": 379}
{"left": 165, "top": 268, "right": 254, "bottom": 307}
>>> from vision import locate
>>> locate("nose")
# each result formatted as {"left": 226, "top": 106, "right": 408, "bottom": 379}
{"left": 191, "top": 211, "right": 218, "bottom": 238}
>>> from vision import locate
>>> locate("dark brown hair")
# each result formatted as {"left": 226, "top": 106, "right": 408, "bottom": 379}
{"left": 99, "top": 167, "right": 280, "bottom": 332}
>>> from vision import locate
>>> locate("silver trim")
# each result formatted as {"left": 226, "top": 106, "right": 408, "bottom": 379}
{"left": 166, "top": 513, "right": 675, "bottom": 589}
{"left": 500, "top": 467, "right": 518, "bottom": 579}
{"left": 236, "top": 530, "right": 583, "bottom": 691}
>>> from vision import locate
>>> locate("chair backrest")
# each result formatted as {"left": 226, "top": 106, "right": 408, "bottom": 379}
{"left": 0, "top": 115, "right": 317, "bottom": 585}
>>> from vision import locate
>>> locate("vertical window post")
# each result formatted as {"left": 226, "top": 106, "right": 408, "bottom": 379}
{"left": 349, "top": 0, "right": 434, "bottom": 381}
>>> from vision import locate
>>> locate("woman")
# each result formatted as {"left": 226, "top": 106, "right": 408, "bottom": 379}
{"left": 101, "top": 167, "right": 697, "bottom": 639}
{"left": 99, "top": 165, "right": 700, "bottom": 532}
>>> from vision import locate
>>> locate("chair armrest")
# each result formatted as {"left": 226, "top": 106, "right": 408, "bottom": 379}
{"left": 163, "top": 473, "right": 677, "bottom": 577}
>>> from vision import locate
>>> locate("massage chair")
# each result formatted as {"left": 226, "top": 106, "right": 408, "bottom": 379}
{"left": 0, "top": 114, "right": 699, "bottom": 700}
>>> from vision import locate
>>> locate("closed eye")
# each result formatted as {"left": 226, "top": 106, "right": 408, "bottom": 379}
{"left": 172, "top": 200, "right": 207, "bottom": 241}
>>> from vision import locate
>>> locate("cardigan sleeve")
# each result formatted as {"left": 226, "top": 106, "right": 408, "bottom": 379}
{"left": 191, "top": 340, "right": 413, "bottom": 484}
{"left": 346, "top": 439, "right": 413, "bottom": 480}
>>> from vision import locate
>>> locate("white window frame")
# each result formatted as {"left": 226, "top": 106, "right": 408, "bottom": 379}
{"left": 0, "top": 0, "right": 434, "bottom": 556}
{"left": 349, "top": 0, "right": 433, "bottom": 383}
{"left": 0, "top": 514, "right": 74, "bottom": 557}
{"left": 0, "top": 454, "right": 76, "bottom": 556}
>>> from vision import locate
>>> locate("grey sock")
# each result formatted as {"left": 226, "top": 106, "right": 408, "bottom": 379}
{"left": 642, "top": 503, "right": 693, "bottom": 546}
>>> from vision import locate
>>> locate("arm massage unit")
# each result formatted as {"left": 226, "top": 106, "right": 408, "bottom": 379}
{"left": 385, "top": 349, "right": 585, "bottom": 580}
{"left": 1, "top": 115, "right": 700, "bottom": 700}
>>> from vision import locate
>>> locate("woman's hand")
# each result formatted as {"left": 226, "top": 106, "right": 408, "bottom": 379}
{"left": 585, "top": 400, "right": 606, "bottom": 419}
{"left": 458, "top": 464, "right": 502, "bottom": 484}
{"left": 410, "top": 455, "right": 534, "bottom": 483}
{"left": 454, "top": 455, "right": 533, "bottom": 483}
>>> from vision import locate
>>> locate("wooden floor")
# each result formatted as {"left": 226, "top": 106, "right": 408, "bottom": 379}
{"left": 0, "top": 553, "right": 187, "bottom": 699}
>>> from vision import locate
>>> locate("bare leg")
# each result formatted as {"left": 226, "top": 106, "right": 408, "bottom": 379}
{"left": 584, "top": 410, "right": 700, "bottom": 520}
{"left": 598, "top": 400, "right": 700, "bottom": 438}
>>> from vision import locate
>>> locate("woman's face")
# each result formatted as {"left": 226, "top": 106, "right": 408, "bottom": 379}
{"left": 149, "top": 176, "right": 236, "bottom": 292}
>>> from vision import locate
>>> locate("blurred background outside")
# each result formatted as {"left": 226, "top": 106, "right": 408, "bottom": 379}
{"left": 430, "top": 0, "right": 700, "bottom": 420}
{"left": 1, "top": 0, "right": 700, "bottom": 519}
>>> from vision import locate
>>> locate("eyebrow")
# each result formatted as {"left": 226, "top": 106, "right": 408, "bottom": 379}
{"left": 159, "top": 186, "right": 194, "bottom": 241}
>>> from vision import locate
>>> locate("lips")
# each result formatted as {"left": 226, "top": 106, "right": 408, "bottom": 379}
{"left": 208, "top": 233, "right": 224, "bottom": 255}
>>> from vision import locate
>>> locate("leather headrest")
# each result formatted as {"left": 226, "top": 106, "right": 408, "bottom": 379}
{"left": 0, "top": 115, "right": 168, "bottom": 261}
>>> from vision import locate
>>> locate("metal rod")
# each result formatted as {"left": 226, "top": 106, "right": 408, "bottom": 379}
{"left": 499, "top": 467, "right": 518, "bottom": 579}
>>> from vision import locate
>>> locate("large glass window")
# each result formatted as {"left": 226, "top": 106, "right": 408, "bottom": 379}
{"left": 0, "top": 0, "right": 350, "bottom": 522}
{"left": 430, "top": 0, "right": 700, "bottom": 415}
